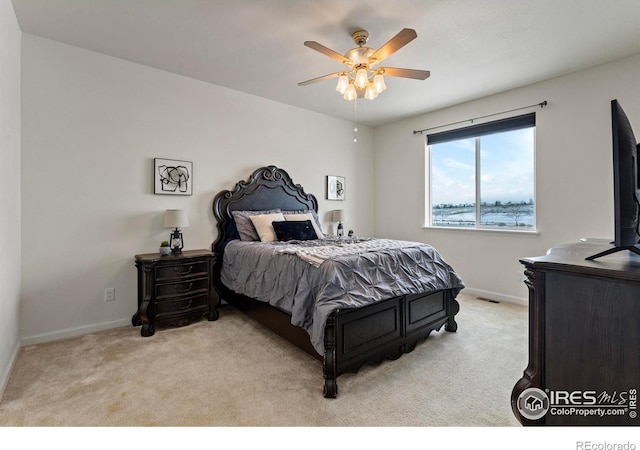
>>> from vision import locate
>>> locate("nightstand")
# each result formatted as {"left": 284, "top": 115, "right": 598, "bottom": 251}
{"left": 131, "top": 249, "right": 219, "bottom": 337}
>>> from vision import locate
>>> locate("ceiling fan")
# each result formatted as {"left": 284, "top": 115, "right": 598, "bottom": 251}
{"left": 298, "top": 28, "right": 430, "bottom": 101}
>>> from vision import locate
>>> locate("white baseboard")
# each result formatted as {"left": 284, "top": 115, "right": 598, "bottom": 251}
{"left": 0, "top": 341, "right": 21, "bottom": 402}
{"left": 462, "top": 287, "right": 528, "bottom": 306}
{"left": 21, "top": 318, "right": 132, "bottom": 347}
{"left": 16, "top": 288, "right": 525, "bottom": 348}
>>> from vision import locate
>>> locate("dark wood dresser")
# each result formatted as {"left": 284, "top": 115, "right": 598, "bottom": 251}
{"left": 132, "top": 249, "right": 219, "bottom": 337}
{"left": 512, "top": 239, "right": 639, "bottom": 425}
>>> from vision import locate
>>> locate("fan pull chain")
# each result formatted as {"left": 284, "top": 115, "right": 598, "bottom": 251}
{"left": 353, "top": 98, "right": 358, "bottom": 143}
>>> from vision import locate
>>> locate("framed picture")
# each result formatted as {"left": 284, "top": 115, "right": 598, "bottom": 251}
{"left": 326, "top": 175, "right": 346, "bottom": 201}
{"left": 154, "top": 158, "right": 193, "bottom": 195}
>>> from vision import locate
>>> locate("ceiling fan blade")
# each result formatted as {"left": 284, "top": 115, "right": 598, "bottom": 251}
{"left": 298, "top": 72, "right": 342, "bottom": 86}
{"left": 304, "top": 41, "right": 352, "bottom": 66}
{"left": 378, "top": 67, "right": 430, "bottom": 80}
{"left": 369, "top": 28, "right": 418, "bottom": 64}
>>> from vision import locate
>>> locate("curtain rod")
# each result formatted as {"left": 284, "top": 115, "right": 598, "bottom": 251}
{"left": 412, "top": 100, "right": 548, "bottom": 135}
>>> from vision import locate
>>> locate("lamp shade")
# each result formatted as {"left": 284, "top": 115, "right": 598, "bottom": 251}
{"left": 373, "top": 73, "right": 387, "bottom": 93}
{"left": 335, "top": 74, "right": 348, "bottom": 94}
{"left": 354, "top": 68, "right": 368, "bottom": 90}
{"left": 164, "top": 209, "right": 189, "bottom": 228}
{"left": 331, "top": 209, "right": 344, "bottom": 222}
{"left": 364, "top": 82, "right": 378, "bottom": 100}
{"left": 343, "top": 83, "right": 357, "bottom": 101}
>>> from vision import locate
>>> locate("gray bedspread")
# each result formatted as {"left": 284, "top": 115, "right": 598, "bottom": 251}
{"left": 220, "top": 238, "right": 465, "bottom": 355}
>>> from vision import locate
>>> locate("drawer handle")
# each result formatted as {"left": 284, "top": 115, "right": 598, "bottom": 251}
{"left": 174, "top": 299, "right": 193, "bottom": 310}
{"left": 174, "top": 265, "right": 193, "bottom": 275}
{"left": 175, "top": 282, "right": 194, "bottom": 293}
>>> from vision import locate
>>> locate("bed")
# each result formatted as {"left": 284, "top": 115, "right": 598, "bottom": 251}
{"left": 212, "top": 165, "right": 464, "bottom": 398}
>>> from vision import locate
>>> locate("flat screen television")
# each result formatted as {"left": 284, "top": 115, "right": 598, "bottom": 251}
{"left": 587, "top": 99, "right": 640, "bottom": 260}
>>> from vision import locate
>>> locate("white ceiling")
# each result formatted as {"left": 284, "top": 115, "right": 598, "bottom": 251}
{"left": 11, "top": 0, "right": 640, "bottom": 127}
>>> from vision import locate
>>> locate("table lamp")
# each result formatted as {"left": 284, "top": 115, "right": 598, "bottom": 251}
{"left": 332, "top": 209, "right": 344, "bottom": 238}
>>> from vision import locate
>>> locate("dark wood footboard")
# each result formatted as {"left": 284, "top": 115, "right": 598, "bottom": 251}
{"left": 220, "top": 285, "right": 459, "bottom": 398}
{"left": 322, "top": 289, "right": 459, "bottom": 398}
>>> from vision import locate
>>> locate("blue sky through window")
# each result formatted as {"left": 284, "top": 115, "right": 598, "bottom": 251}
{"left": 431, "top": 128, "right": 534, "bottom": 206}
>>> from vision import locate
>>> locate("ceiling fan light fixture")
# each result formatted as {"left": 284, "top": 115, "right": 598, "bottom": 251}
{"left": 300, "top": 28, "right": 428, "bottom": 102}
{"left": 343, "top": 83, "right": 357, "bottom": 101}
{"left": 373, "top": 73, "right": 387, "bottom": 93}
{"left": 364, "top": 82, "right": 378, "bottom": 100}
{"left": 354, "top": 67, "right": 369, "bottom": 90}
{"left": 336, "top": 74, "right": 349, "bottom": 94}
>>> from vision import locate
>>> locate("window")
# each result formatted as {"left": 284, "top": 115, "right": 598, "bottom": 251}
{"left": 426, "top": 113, "right": 535, "bottom": 231}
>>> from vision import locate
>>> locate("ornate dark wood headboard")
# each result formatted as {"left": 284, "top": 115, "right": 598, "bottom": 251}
{"left": 211, "top": 165, "right": 318, "bottom": 255}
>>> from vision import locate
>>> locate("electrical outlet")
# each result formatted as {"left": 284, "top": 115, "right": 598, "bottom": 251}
{"left": 104, "top": 287, "right": 115, "bottom": 302}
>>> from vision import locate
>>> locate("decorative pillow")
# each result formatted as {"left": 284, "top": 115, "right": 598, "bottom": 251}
{"left": 249, "top": 212, "right": 286, "bottom": 242}
{"left": 232, "top": 209, "right": 281, "bottom": 241}
{"left": 272, "top": 220, "right": 318, "bottom": 241}
{"left": 282, "top": 210, "right": 324, "bottom": 238}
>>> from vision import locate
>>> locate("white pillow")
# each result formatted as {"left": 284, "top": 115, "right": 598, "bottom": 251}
{"left": 284, "top": 213, "right": 324, "bottom": 239}
{"left": 249, "top": 212, "right": 285, "bottom": 242}
{"left": 232, "top": 209, "right": 281, "bottom": 241}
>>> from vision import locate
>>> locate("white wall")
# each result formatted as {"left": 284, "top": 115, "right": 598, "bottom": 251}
{"left": 0, "top": 0, "right": 22, "bottom": 395}
{"left": 20, "top": 34, "right": 374, "bottom": 344}
{"left": 17, "top": 27, "right": 640, "bottom": 343}
{"left": 374, "top": 54, "right": 640, "bottom": 303}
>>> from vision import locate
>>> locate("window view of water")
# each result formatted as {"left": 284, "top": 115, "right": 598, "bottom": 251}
{"left": 432, "top": 202, "right": 534, "bottom": 230}
{"left": 428, "top": 125, "right": 536, "bottom": 231}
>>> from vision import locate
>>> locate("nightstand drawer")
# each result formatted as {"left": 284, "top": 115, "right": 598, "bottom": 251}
{"left": 155, "top": 261, "right": 209, "bottom": 281}
{"left": 155, "top": 277, "right": 210, "bottom": 300}
{"left": 155, "top": 293, "right": 209, "bottom": 316}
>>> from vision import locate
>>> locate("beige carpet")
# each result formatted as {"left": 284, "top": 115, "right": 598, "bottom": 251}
{"left": 0, "top": 292, "right": 528, "bottom": 427}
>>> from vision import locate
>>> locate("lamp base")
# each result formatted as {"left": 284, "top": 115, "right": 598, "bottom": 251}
{"left": 169, "top": 227, "right": 184, "bottom": 254}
